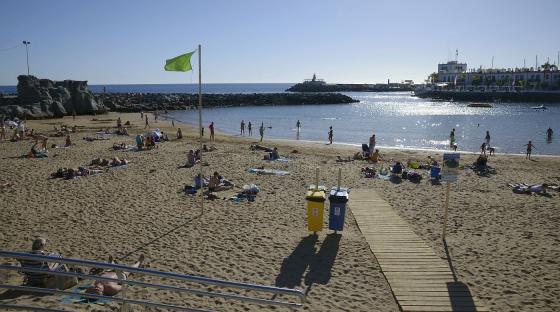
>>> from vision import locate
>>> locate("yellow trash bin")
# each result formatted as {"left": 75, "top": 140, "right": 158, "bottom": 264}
{"left": 306, "top": 187, "right": 326, "bottom": 232}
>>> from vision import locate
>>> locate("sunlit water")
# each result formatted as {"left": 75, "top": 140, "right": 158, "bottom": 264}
{"left": 168, "top": 92, "right": 560, "bottom": 155}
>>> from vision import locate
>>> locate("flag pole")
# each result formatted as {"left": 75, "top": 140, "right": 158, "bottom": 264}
{"left": 198, "top": 44, "right": 204, "bottom": 216}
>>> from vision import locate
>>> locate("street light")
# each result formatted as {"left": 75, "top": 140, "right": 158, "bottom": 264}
{"left": 22, "top": 41, "right": 31, "bottom": 75}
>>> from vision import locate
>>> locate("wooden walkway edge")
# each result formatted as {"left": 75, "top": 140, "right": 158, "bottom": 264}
{"left": 350, "top": 189, "right": 489, "bottom": 312}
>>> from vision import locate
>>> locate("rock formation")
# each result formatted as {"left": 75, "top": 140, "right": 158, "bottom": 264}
{"left": 0, "top": 75, "right": 106, "bottom": 119}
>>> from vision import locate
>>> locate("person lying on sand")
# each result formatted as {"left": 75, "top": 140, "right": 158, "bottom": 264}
{"left": 85, "top": 255, "right": 144, "bottom": 297}
{"left": 91, "top": 157, "right": 128, "bottom": 167}
{"left": 202, "top": 144, "right": 216, "bottom": 152}
{"left": 208, "top": 171, "right": 234, "bottom": 192}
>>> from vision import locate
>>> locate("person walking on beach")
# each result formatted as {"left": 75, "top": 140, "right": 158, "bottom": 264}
{"left": 259, "top": 122, "right": 265, "bottom": 142}
{"left": 546, "top": 127, "right": 553, "bottom": 141}
{"left": 485, "top": 131, "right": 491, "bottom": 146}
{"left": 144, "top": 115, "right": 149, "bottom": 129}
{"left": 209, "top": 122, "right": 215, "bottom": 141}
{"left": 369, "top": 134, "right": 376, "bottom": 155}
{"left": 140, "top": 111, "right": 144, "bottom": 120}
{"left": 328, "top": 126, "right": 333, "bottom": 144}
{"left": 240, "top": 120, "right": 245, "bottom": 135}
{"left": 480, "top": 142, "right": 487, "bottom": 155}
{"left": 525, "top": 141, "right": 535, "bottom": 159}
{"left": 248, "top": 121, "right": 252, "bottom": 136}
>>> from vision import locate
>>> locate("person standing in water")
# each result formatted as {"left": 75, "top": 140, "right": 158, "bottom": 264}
{"left": 525, "top": 140, "right": 535, "bottom": 159}
{"left": 485, "top": 131, "right": 491, "bottom": 146}
{"left": 328, "top": 126, "right": 333, "bottom": 144}
{"left": 240, "top": 120, "right": 245, "bottom": 136}
{"left": 546, "top": 127, "right": 553, "bottom": 141}
{"left": 259, "top": 122, "right": 264, "bottom": 142}
{"left": 296, "top": 120, "right": 301, "bottom": 130}
{"left": 248, "top": 121, "right": 252, "bottom": 136}
{"left": 449, "top": 128, "right": 456, "bottom": 148}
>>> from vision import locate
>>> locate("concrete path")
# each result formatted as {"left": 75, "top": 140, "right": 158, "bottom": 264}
{"left": 350, "top": 189, "right": 488, "bottom": 312}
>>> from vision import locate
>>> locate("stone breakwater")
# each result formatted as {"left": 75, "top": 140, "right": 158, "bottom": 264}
{"left": 414, "top": 90, "right": 560, "bottom": 102}
{"left": 96, "top": 92, "right": 359, "bottom": 112}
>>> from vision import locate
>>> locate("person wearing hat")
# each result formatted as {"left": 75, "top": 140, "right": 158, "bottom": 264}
{"left": 19, "top": 237, "right": 77, "bottom": 289}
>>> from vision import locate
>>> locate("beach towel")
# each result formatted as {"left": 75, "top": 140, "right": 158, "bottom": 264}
{"left": 275, "top": 157, "right": 293, "bottom": 162}
{"left": 248, "top": 168, "right": 289, "bottom": 176}
{"left": 60, "top": 285, "right": 109, "bottom": 305}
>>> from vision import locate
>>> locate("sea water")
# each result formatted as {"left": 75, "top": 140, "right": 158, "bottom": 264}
{"left": 166, "top": 91, "right": 560, "bottom": 155}
{"left": 1, "top": 83, "right": 558, "bottom": 155}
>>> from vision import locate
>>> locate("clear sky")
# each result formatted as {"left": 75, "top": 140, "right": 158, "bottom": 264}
{"left": 1, "top": 0, "right": 559, "bottom": 85}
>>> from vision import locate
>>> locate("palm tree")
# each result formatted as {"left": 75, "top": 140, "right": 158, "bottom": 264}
{"left": 427, "top": 72, "right": 438, "bottom": 84}
{"left": 541, "top": 62, "right": 552, "bottom": 72}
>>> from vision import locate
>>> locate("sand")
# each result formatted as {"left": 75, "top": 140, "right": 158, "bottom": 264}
{"left": 0, "top": 112, "right": 559, "bottom": 311}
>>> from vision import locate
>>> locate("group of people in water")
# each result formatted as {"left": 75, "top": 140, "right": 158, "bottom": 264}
{"left": 449, "top": 127, "right": 553, "bottom": 158}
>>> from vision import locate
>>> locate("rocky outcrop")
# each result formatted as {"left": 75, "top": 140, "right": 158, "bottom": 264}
{"left": 95, "top": 92, "right": 359, "bottom": 112}
{"left": 0, "top": 75, "right": 107, "bottom": 119}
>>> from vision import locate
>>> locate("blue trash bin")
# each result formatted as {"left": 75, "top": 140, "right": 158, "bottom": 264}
{"left": 328, "top": 187, "right": 349, "bottom": 231}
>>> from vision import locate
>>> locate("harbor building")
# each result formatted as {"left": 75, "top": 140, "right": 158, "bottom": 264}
{"left": 435, "top": 60, "right": 560, "bottom": 91}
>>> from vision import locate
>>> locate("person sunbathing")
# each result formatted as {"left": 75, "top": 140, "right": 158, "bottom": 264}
{"left": 109, "top": 156, "right": 128, "bottom": 166}
{"left": 369, "top": 149, "right": 381, "bottom": 163}
{"left": 19, "top": 237, "right": 77, "bottom": 289}
{"left": 208, "top": 171, "right": 234, "bottom": 192}
{"left": 391, "top": 161, "right": 403, "bottom": 174}
{"left": 85, "top": 255, "right": 144, "bottom": 297}
{"left": 185, "top": 150, "right": 198, "bottom": 168}
{"left": 270, "top": 147, "right": 279, "bottom": 160}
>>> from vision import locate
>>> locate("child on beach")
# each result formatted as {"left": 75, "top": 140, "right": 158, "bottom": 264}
{"left": 525, "top": 141, "right": 535, "bottom": 159}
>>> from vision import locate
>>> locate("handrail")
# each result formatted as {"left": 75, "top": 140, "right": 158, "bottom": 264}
{"left": 0, "top": 250, "right": 305, "bottom": 311}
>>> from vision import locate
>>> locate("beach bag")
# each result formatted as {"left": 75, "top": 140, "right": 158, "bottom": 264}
{"left": 408, "top": 171, "right": 422, "bottom": 182}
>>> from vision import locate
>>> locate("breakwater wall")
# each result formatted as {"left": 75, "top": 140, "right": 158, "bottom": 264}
{"left": 286, "top": 83, "right": 413, "bottom": 92}
{"left": 96, "top": 92, "right": 359, "bottom": 112}
{"left": 414, "top": 90, "right": 560, "bottom": 103}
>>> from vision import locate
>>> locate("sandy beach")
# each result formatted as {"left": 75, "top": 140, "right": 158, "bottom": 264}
{"left": 1, "top": 112, "right": 559, "bottom": 311}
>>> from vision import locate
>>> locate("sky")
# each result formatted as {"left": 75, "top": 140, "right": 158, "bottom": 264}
{"left": 1, "top": 0, "right": 559, "bottom": 85}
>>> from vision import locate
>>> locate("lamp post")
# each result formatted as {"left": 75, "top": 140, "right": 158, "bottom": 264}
{"left": 22, "top": 41, "right": 31, "bottom": 75}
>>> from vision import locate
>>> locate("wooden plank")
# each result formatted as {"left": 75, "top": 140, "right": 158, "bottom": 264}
{"left": 350, "top": 189, "right": 488, "bottom": 312}
{"left": 401, "top": 305, "right": 490, "bottom": 312}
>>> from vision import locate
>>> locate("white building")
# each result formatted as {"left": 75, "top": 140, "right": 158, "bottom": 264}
{"left": 436, "top": 61, "right": 560, "bottom": 90}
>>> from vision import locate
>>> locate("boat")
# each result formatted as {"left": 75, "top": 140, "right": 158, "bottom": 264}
{"left": 531, "top": 105, "right": 547, "bottom": 110}
{"left": 468, "top": 103, "right": 493, "bottom": 108}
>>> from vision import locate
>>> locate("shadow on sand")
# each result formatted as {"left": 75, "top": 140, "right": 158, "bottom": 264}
{"left": 275, "top": 233, "right": 341, "bottom": 295}
{"left": 444, "top": 239, "right": 479, "bottom": 311}
{"left": 275, "top": 235, "right": 318, "bottom": 289}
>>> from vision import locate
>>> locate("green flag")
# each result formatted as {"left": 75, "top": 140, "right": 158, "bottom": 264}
{"left": 164, "top": 51, "right": 195, "bottom": 72}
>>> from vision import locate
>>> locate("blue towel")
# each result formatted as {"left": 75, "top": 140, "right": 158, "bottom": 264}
{"left": 60, "top": 285, "right": 109, "bottom": 305}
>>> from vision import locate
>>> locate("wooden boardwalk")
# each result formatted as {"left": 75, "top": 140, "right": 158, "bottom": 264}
{"left": 350, "top": 189, "right": 489, "bottom": 312}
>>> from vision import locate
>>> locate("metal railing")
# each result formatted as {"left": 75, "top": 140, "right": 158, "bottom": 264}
{"left": 0, "top": 250, "right": 305, "bottom": 311}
